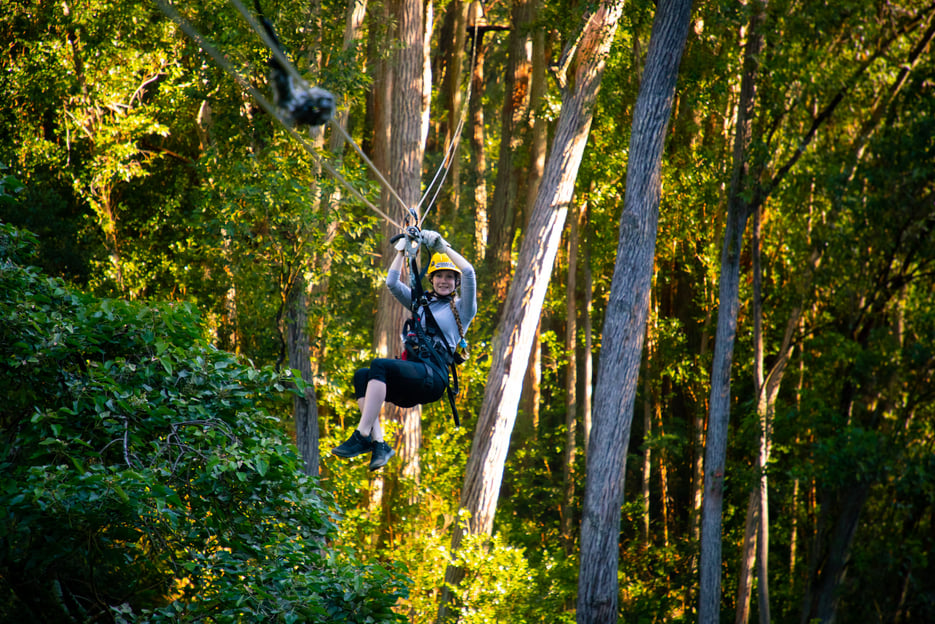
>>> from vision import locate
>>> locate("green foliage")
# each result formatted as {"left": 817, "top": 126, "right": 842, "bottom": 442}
{"left": 0, "top": 223, "right": 407, "bottom": 623}
{"left": 3, "top": 0, "right": 935, "bottom": 620}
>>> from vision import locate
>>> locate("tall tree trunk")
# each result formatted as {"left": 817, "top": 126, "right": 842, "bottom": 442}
{"left": 561, "top": 206, "right": 580, "bottom": 554}
{"left": 526, "top": 20, "right": 548, "bottom": 214}
{"left": 363, "top": 0, "right": 395, "bottom": 520}
{"left": 468, "top": 32, "right": 489, "bottom": 260}
{"left": 436, "top": 2, "right": 624, "bottom": 620}
{"left": 369, "top": 0, "right": 397, "bottom": 361}
{"left": 388, "top": 0, "right": 427, "bottom": 481}
{"left": 329, "top": 0, "right": 368, "bottom": 156}
{"left": 640, "top": 302, "right": 654, "bottom": 547}
{"left": 287, "top": 273, "right": 319, "bottom": 476}
{"left": 518, "top": 324, "right": 541, "bottom": 439}
{"left": 518, "top": 16, "right": 550, "bottom": 447}
{"left": 485, "top": 0, "right": 534, "bottom": 303}
{"left": 752, "top": 205, "right": 771, "bottom": 624}
{"left": 582, "top": 211, "right": 593, "bottom": 456}
{"left": 735, "top": 204, "right": 765, "bottom": 624}
{"left": 698, "top": 1, "right": 767, "bottom": 621}
{"left": 655, "top": 389, "right": 668, "bottom": 546}
{"left": 735, "top": 490, "right": 759, "bottom": 624}
{"left": 439, "top": 0, "right": 468, "bottom": 218}
{"left": 576, "top": 0, "right": 691, "bottom": 621}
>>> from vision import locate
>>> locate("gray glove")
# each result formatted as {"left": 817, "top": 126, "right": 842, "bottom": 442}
{"left": 421, "top": 229, "right": 449, "bottom": 253}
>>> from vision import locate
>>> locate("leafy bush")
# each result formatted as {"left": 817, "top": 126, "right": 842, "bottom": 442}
{"left": 0, "top": 222, "right": 408, "bottom": 623}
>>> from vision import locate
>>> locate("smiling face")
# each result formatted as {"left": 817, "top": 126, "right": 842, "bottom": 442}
{"left": 430, "top": 270, "right": 458, "bottom": 296}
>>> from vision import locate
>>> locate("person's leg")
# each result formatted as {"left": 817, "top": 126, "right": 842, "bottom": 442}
{"left": 335, "top": 359, "right": 436, "bottom": 465}
{"left": 358, "top": 379, "right": 387, "bottom": 439}
{"left": 332, "top": 370, "right": 377, "bottom": 458}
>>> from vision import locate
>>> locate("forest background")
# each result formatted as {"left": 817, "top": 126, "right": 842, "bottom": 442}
{"left": 1, "top": 0, "right": 934, "bottom": 623}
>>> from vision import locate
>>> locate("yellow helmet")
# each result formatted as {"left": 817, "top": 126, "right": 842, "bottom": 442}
{"left": 427, "top": 253, "right": 461, "bottom": 276}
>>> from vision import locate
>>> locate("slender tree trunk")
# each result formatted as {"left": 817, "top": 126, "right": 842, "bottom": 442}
{"left": 329, "top": 0, "right": 368, "bottom": 155}
{"left": 436, "top": 3, "right": 624, "bottom": 619}
{"left": 362, "top": 0, "right": 395, "bottom": 520}
{"left": 519, "top": 323, "right": 541, "bottom": 439}
{"left": 752, "top": 205, "right": 771, "bottom": 624}
{"left": 656, "top": 397, "right": 668, "bottom": 546}
{"left": 468, "top": 33, "right": 489, "bottom": 260}
{"left": 388, "top": 0, "right": 427, "bottom": 481}
{"left": 735, "top": 205, "right": 765, "bottom": 624}
{"left": 440, "top": 0, "right": 468, "bottom": 218}
{"left": 561, "top": 207, "right": 579, "bottom": 554}
{"left": 640, "top": 305, "right": 654, "bottom": 547}
{"left": 735, "top": 490, "right": 759, "bottom": 624}
{"left": 288, "top": 1, "right": 326, "bottom": 474}
{"left": 690, "top": 379, "right": 706, "bottom": 541}
{"left": 576, "top": 1, "right": 691, "bottom": 621}
{"left": 422, "top": 0, "right": 433, "bottom": 150}
{"left": 526, "top": 20, "right": 548, "bottom": 213}
{"left": 582, "top": 212, "right": 593, "bottom": 456}
{"left": 486, "top": 0, "right": 534, "bottom": 303}
{"left": 287, "top": 273, "right": 319, "bottom": 476}
{"left": 790, "top": 357, "right": 806, "bottom": 584}
{"left": 370, "top": 0, "right": 398, "bottom": 362}
{"left": 698, "top": 1, "right": 767, "bottom": 621}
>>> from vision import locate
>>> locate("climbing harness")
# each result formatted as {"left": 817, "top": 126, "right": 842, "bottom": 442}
{"left": 390, "top": 228, "right": 468, "bottom": 426}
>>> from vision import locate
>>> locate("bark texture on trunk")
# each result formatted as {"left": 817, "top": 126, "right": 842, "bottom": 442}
{"left": 486, "top": 0, "right": 534, "bottom": 303}
{"left": 576, "top": 0, "right": 691, "bottom": 621}
{"left": 287, "top": 273, "right": 319, "bottom": 476}
{"left": 560, "top": 209, "right": 579, "bottom": 553}
{"left": 698, "top": 1, "right": 767, "bottom": 621}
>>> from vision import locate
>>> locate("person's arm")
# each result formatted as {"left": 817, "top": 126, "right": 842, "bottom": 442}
{"left": 386, "top": 244, "right": 413, "bottom": 306}
{"left": 422, "top": 231, "right": 477, "bottom": 324}
{"left": 440, "top": 244, "right": 471, "bottom": 274}
{"left": 445, "top": 245, "right": 477, "bottom": 321}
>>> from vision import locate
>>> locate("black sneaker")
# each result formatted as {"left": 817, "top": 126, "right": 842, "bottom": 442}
{"left": 369, "top": 440, "right": 395, "bottom": 471}
{"left": 332, "top": 430, "right": 373, "bottom": 458}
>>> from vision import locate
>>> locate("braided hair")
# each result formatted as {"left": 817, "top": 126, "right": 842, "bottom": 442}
{"left": 448, "top": 297, "right": 468, "bottom": 357}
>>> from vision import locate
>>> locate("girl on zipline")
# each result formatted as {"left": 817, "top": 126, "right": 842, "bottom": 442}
{"left": 332, "top": 230, "right": 477, "bottom": 470}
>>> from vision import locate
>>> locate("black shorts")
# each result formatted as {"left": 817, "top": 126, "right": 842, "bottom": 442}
{"left": 353, "top": 357, "right": 446, "bottom": 408}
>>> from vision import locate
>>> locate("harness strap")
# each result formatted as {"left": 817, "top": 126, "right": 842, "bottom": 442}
{"left": 419, "top": 301, "right": 461, "bottom": 427}
{"left": 405, "top": 253, "right": 461, "bottom": 426}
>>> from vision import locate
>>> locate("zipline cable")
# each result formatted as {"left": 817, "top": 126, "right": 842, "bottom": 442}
{"left": 153, "top": 0, "right": 405, "bottom": 230}
{"left": 328, "top": 119, "right": 411, "bottom": 221}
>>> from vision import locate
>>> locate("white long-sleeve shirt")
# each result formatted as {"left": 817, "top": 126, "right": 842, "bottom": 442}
{"left": 386, "top": 262, "right": 477, "bottom": 352}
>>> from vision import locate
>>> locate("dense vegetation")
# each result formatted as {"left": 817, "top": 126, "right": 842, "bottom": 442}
{"left": 2, "top": 0, "right": 934, "bottom": 622}
{"left": 0, "top": 224, "right": 408, "bottom": 622}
